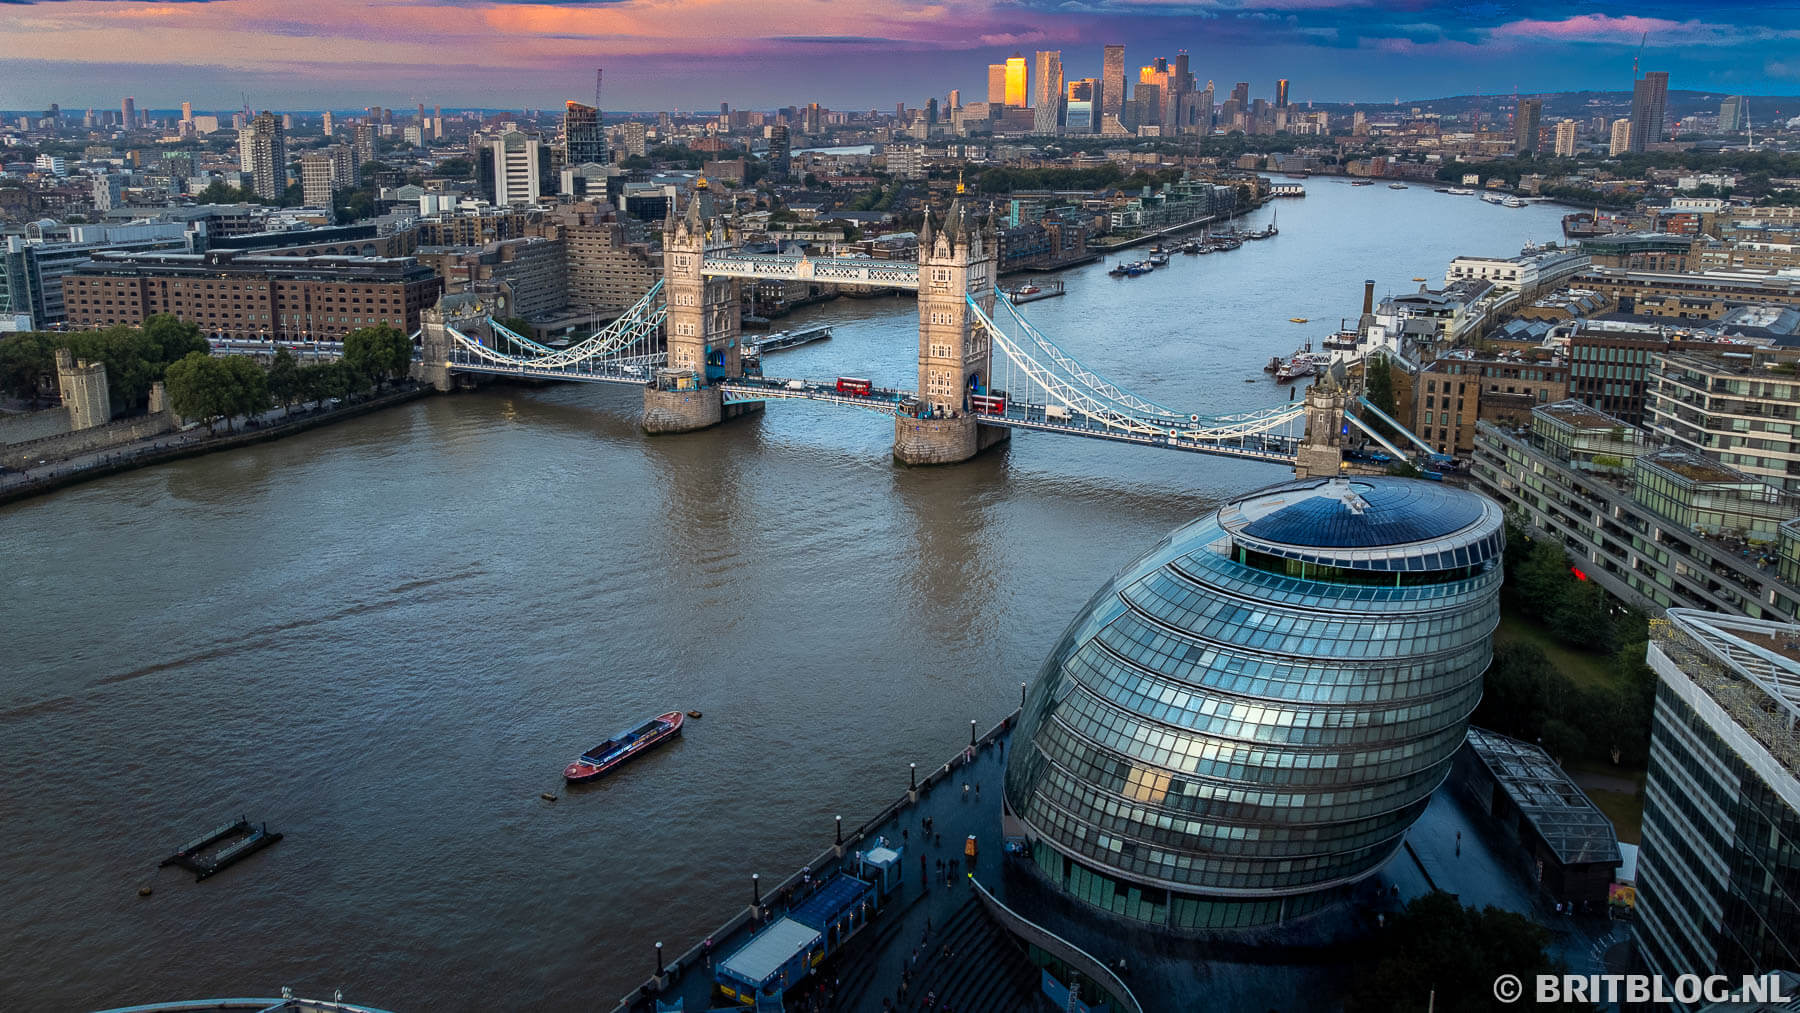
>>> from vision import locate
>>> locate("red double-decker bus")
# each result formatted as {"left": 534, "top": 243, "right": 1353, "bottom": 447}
{"left": 970, "top": 393, "right": 1006, "bottom": 416}
{"left": 836, "top": 377, "right": 873, "bottom": 395}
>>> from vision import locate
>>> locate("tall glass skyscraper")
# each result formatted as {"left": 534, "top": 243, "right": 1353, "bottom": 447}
{"left": 1630, "top": 70, "right": 1669, "bottom": 152}
{"left": 1005, "top": 477, "right": 1504, "bottom": 930}
{"left": 1101, "top": 45, "right": 1126, "bottom": 121}
{"left": 1636, "top": 610, "right": 1799, "bottom": 1011}
{"left": 564, "top": 101, "right": 605, "bottom": 166}
{"left": 1004, "top": 54, "right": 1028, "bottom": 109}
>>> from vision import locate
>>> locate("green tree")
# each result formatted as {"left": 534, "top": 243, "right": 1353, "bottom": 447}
{"left": 431, "top": 157, "right": 473, "bottom": 179}
{"left": 59, "top": 325, "right": 161, "bottom": 416}
{"left": 267, "top": 347, "right": 300, "bottom": 407}
{"left": 164, "top": 352, "right": 232, "bottom": 432}
{"left": 1348, "top": 892, "right": 1587, "bottom": 1013}
{"left": 217, "top": 354, "right": 271, "bottom": 426}
{"left": 342, "top": 323, "right": 411, "bottom": 390}
{"left": 297, "top": 362, "right": 330, "bottom": 407}
{"left": 140, "top": 314, "right": 209, "bottom": 364}
{"left": 194, "top": 180, "right": 262, "bottom": 204}
{"left": 0, "top": 330, "right": 58, "bottom": 402}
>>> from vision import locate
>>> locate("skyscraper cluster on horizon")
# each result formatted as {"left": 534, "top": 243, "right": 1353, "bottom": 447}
{"left": 961, "top": 44, "right": 1300, "bottom": 138}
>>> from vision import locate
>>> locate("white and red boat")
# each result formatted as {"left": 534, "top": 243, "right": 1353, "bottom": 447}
{"left": 563, "top": 711, "right": 684, "bottom": 782}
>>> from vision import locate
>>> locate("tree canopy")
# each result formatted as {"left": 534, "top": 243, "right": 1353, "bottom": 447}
{"left": 0, "top": 315, "right": 208, "bottom": 413}
{"left": 1347, "top": 892, "right": 1590, "bottom": 1013}
{"left": 342, "top": 324, "right": 413, "bottom": 389}
{"left": 163, "top": 351, "right": 272, "bottom": 432}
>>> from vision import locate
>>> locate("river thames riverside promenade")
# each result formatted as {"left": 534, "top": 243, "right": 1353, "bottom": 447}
{"left": 1, "top": 185, "right": 1571, "bottom": 1011}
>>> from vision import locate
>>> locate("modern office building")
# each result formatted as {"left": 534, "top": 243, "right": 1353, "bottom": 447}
{"left": 1718, "top": 96, "right": 1747, "bottom": 134}
{"left": 0, "top": 228, "right": 187, "bottom": 330}
{"left": 986, "top": 64, "right": 1006, "bottom": 106}
{"left": 1003, "top": 54, "right": 1028, "bottom": 109}
{"left": 1649, "top": 348, "right": 1800, "bottom": 493}
{"left": 62, "top": 249, "right": 441, "bottom": 341}
{"left": 239, "top": 111, "right": 287, "bottom": 201}
{"left": 1514, "top": 97, "right": 1543, "bottom": 154}
{"left": 1635, "top": 610, "right": 1799, "bottom": 1010}
{"left": 1472, "top": 401, "right": 1800, "bottom": 622}
{"left": 1101, "top": 44, "right": 1126, "bottom": 120}
{"left": 1005, "top": 477, "right": 1504, "bottom": 930}
{"left": 1630, "top": 71, "right": 1670, "bottom": 153}
{"left": 120, "top": 96, "right": 135, "bottom": 129}
{"left": 1571, "top": 266, "right": 1800, "bottom": 318}
{"left": 1064, "top": 80, "right": 1095, "bottom": 134}
{"left": 1032, "top": 50, "right": 1064, "bottom": 135}
{"left": 492, "top": 131, "right": 541, "bottom": 205}
{"left": 1566, "top": 328, "right": 1667, "bottom": 427}
{"left": 1275, "top": 78, "right": 1289, "bottom": 108}
{"left": 766, "top": 124, "right": 791, "bottom": 181}
{"left": 564, "top": 100, "right": 604, "bottom": 166}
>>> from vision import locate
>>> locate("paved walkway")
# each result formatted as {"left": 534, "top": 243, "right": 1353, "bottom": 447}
{"left": 620, "top": 727, "right": 1025, "bottom": 1013}
{"left": 620, "top": 724, "right": 1630, "bottom": 1013}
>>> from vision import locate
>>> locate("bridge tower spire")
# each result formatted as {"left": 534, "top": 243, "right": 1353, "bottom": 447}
{"left": 644, "top": 192, "right": 758, "bottom": 433}
{"left": 894, "top": 200, "right": 1010, "bottom": 465}
{"left": 1293, "top": 376, "right": 1348, "bottom": 479}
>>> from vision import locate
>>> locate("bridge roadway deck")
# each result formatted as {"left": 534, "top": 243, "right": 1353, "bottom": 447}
{"left": 445, "top": 356, "right": 661, "bottom": 385}
{"left": 720, "top": 377, "right": 1300, "bottom": 464}
{"left": 437, "top": 363, "right": 1297, "bottom": 464}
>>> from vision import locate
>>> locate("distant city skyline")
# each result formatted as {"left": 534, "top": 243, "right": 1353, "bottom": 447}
{"left": 1, "top": 1, "right": 1798, "bottom": 112}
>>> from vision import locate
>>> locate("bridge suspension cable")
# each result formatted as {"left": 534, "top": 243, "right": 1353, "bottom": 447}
{"left": 442, "top": 280, "right": 667, "bottom": 371}
{"left": 485, "top": 317, "right": 557, "bottom": 355}
{"left": 972, "top": 295, "right": 1305, "bottom": 443}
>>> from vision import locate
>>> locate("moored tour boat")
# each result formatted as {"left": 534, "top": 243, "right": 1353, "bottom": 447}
{"left": 563, "top": 711, "right": 684, "bottom": 782}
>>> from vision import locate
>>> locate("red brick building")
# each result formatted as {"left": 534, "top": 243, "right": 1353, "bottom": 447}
{"left": 64, "top": 250, "right": 442, "bottom": 341}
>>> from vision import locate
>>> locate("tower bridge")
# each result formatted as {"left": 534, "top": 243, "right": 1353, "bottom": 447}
{"left": 418, "top": 196, "right": 1358, "bottom": 474}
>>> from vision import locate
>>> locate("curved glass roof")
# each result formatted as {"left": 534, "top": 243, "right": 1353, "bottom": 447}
{"left": 1218, "top": 477, "right": 1504, "bottom": 573}
{"left": 1240, "top": 480, "right": 1486, "bottom": 548}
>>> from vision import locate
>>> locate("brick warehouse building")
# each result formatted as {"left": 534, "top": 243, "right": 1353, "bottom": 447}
{"left": 63, "top": 250, "right": 442, "bottom": 341}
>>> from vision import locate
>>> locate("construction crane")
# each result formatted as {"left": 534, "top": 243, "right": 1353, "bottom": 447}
{"left": 1633, "top": 31, "right": 1646, "bottom": 79}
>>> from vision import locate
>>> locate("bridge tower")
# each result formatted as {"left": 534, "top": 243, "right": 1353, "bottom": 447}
{"left": 644, "top": 194, "right": 758, "bottom": 433}
{"left": 894, "top": 201, "right": 1011, "bottom": 465}
{"left": 1293, "top": 376, "right": 1349, "bottom": 479}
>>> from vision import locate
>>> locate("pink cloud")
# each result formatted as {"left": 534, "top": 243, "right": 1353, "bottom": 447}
{"left": 1489, "top": 13, "right": 1795, "bottom": 47}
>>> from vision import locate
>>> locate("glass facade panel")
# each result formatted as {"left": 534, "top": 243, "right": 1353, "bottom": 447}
{"left": 1005, "top": 478, "right": 1505, "bottom": 929}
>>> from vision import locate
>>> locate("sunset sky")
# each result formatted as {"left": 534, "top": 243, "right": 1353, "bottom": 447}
{"left": 2, "top": 1, "right": 1797, "bottom": 113}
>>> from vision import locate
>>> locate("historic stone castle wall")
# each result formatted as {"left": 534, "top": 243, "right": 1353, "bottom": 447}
{"left": 1, "top": 412, "right": 175, "bottom": 470}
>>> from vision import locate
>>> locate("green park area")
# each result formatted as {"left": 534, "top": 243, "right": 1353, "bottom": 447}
{"left": 1484, "top": 524, "right": 1654, "bottom": 844}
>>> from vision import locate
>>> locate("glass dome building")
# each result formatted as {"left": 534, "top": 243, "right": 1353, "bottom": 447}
{"left": 1003, "top": 477, "right": 1504, "bottom": 931}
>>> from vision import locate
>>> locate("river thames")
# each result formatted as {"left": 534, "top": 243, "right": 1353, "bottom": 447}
{"left": 0, "top": 183, "right": 1566, "bottom": 1011}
